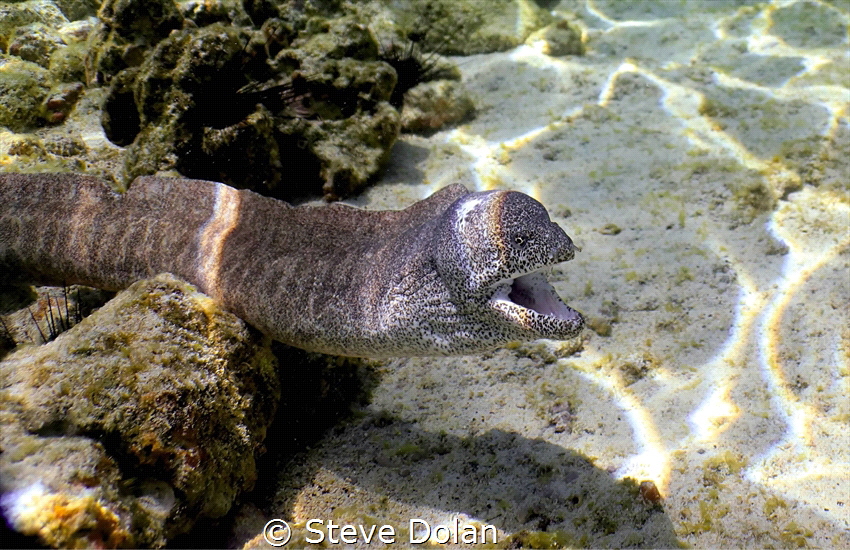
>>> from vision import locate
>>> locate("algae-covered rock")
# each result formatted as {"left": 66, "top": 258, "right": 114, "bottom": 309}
{"left": 104, "top": 9, "right": 406, "bottom": 199}
{"left": 298, "top": 14, "right": 379, "bottom": 61}
{"left": 0, "top": 3, "right": 90, "bottom": 133}
{"left": 0, "top": 284, "right": 109, "bottom": 350}
{"left": 525, "top": 19, "right": 585, "bottom": 57}
{"left": 85, "top": 0, "right": 184, "bottom": 84}
{"left": 46, "top": 0, "right": 473, "bottom": 199}
{"left": 113, "top": 22, "right": 254, "bottom": 181}
{"left": 97, "top": 0, "right": 183, "bottom": 42}
{"left": 391, "top": 0, "right": 554, "bottom": 55}
{"left": 40, "top": 81, "right": 84, "bottom": 123}
{"left": 52, "top": 0, "right": 100, "bottom": 20}
{"left": 0, "top": 55, "right": 53, "bottom": 131}
{"left": 6, "top": 22, "right": 66, "bottom": 67}
{"left": 400, "top": 79, "right": 475, "bottom": 135}
{"left": 0, "top": 0, "right": 69, "bottom": 53}
{"left": 0, "top": 130, "right": 87, "bottom": 173}
{"left": 0, "top": 274, "right": 280, "bottom": 547}
{"left": 309, "top": 100, "right": 400, "bottom": 198}
{"left": 177, "top": 0, "right": 252, "bottom": 28}
{"left": 3, "top": 0, "right": 466, "bottom": 198}
{"left": 47, "top": 39, "right": 86, "bottom": 82}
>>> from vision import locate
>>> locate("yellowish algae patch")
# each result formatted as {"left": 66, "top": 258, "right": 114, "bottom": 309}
{"left": 2, "top": 483, "right": 131, "bottom": 548}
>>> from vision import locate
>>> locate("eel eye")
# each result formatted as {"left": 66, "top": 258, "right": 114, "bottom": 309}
{"left": 512, "top": 233, "right": 531, "bottom": 249}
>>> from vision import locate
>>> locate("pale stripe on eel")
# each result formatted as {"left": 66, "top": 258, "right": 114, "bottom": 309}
{"left": 196, "top": 183, "right": 241, "bottom": 303}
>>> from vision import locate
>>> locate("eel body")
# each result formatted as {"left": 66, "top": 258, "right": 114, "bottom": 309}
{"left": 0, "top": 173, "right": 584, "bottom": 357}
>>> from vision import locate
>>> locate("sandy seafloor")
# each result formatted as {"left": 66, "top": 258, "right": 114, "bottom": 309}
{"left": 235, "top": 1, "right": 850, "bottom": 548}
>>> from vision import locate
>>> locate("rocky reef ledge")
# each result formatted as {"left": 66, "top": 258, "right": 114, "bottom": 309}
{"left": 0, "top": 274, "right": 280, "bottom": 547}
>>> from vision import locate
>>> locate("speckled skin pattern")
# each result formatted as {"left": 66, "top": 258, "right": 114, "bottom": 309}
{"left": 0, "top": 173, "right": 583, "bottom": 357}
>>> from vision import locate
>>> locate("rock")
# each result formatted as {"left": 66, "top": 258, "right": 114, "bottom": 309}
{"left": 98, "top": 8, "right": 404, "bottom": 200}
{"left": 7, "top": 22, "right": 66, "bottom": 67}
{"left": 176, "top": 0, "right": 252, "bottom": 27}
{"left": 96, "top": 0, "right": 183, "bottom": 43}
{"left": 0, "top": 55, "right": 53, "bottom": 131}
{"left": 40, "top": 81, "right": 84, "bottom": 123}
{"left": 114, "top": 21, "right": 250, "bottom": 179}
{"left": 47, "top": 39, "right": 87, "bottom": 82}
{"left": 310, "top": 99, "right": 400, "bottom": 199}
{"left": 400, "top": 79, "right": 475, "bottom": 135}
{"left": 52, "top": 0, "right": 100, "bottom": 21}
{"left": 0, "top": 1, "right": 69, "bottom": 53}
{"left": 525, "top": 19, "right": 585, "bottom": 57}
{"left": 0, "top": 274, "right": 280, "bottom": 547}
{"left": 391, "top": 0, "right": 554, "bottom": 55}
{"left": 85, "top": 0, "right": 184, "bottom": 85}
{"left": 1, "top": 0, "right": 474, "bottom": 199}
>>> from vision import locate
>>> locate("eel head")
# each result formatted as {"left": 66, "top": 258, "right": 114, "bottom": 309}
{"left": 434, "top": 190, "right": 585, "bottom": 343}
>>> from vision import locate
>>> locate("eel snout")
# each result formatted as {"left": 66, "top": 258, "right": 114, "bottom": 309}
{"left": 490, "top": 270, "right": 584, "bottom": 340}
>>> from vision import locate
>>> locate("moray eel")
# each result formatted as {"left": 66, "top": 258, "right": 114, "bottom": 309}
{"left": 0, "top": 173, "right": 584, "bottom": 357}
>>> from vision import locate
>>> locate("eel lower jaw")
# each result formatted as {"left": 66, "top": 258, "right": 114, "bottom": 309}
{"left": 489, "top": 271, "right": 584, "bottom": 340}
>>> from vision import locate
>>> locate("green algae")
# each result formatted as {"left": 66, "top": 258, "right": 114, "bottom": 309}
{"left": 763, "top": 495, "right": 789, "bottom": 517}
{"left": 393, "top": 442, "right": 426, "bottom": 458}
{"left": 728, "top": 178, "right": 776, "bottom": 224}
{"left": 701, "top": 450, "right": 748, "bottom": 488}
{"left": 525, "top": 19, "right": 585, "bottom": 57}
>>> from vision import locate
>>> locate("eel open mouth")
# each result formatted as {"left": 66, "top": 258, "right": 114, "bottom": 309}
{"left": 490, "top": 271, "right": 584, "bottom": 339}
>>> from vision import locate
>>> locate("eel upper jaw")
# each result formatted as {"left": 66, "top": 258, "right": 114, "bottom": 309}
{"left": 488, "top": 268, "right": 584, "bottom": 340}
